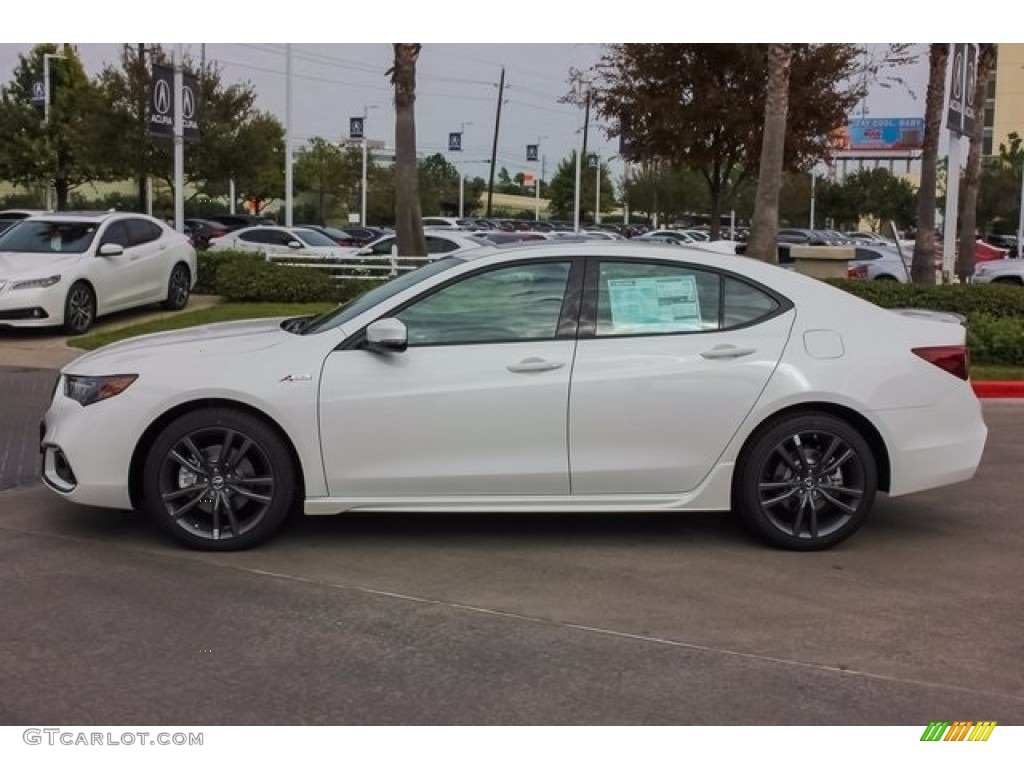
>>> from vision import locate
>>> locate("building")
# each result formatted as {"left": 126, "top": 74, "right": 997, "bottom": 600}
{"left": 984, "top": 44, "right": 1024, "bottom": 157}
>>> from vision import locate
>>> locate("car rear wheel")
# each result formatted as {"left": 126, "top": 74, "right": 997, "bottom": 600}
{"left": 63, "top": 282, "right": 96, "bottom": 335}
{"left": 993, "top": 276, "right": 1023, "bottom": 286}
{"left": 142, "top": 407, "right": 297, "bottom": 551}
{"left": 162, "top": 263, "right": 191, "bottom": 310}
{"left": 734, "top": 413, "right": 877, "bottom": 551}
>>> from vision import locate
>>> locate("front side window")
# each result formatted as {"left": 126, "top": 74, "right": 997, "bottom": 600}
{"left": 101, "top": 221, "right": 131, "bottom": 248}
{"left": 294, "top": 228, "right": 338, "bottom": 247}
{"left": 426, "top": 236, "right": 459, "bottom": 254}
{"left": 396, "top": 261, "right": 572, "bottom": 346}
{"left": 125, "top": 218, "right": 163, "bottom": 246}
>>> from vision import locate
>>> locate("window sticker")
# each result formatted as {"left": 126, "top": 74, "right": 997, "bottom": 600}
{"left": 607, "top": 275, "right": 702, "bottom": 332}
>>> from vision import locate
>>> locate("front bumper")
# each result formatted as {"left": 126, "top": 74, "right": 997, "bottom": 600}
{"left": 0, "top": 283, "right": 64, "bottom": 327}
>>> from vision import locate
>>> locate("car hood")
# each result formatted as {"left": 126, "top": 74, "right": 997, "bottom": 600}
{"left": 0, "top": 251, "right": 82, "bottom": 279}
{"left": 66, "top": 318, "right": 294, "bottom": 374}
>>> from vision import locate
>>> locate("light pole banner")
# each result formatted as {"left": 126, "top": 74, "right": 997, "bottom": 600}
{"left": 448, "top": 132, "right": 462, "bottom": 152}
{"left": 31, "top": 77, "right": 45, "bottom": 107}
{"left": 183, "top": 71, "right": 199, "bottom": 143}
{"left": 149, "top": 64, "right": 174, "bottom": 138}
{"left": 526, "top": 144, "right": 539, "bottom": 162}
{"left": 350, "top": 117, "right": 364, "bottom": 139}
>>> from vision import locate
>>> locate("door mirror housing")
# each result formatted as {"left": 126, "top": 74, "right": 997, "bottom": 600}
{"left": 98, "top": 243, "right": 124, "bottom": 257}
{"left": 365, "top": 318, "right": 408, "bottom": 353}
{"left": 287, "top": 240, "right": 304, "bottom": 249}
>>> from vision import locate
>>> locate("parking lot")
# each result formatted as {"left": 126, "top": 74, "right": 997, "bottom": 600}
{"left": 1, "top": 356, "right": 1022, "bottom": 725}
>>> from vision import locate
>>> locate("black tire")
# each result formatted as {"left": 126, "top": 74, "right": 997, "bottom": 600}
{"left": 142, "top": 407, "right": 298, "bottom": 551}
{"left": 874, "top": 274, "right": 898, "bottom": 281}
{"left": 734, "top": 412, "right": 877, "bottom": 551}
{"left": 993, "top": 277, "right": 1023, "bottom": 286}
{"left": 63, "top": 281, "right": 96, "bottom": 335}
{"left": 162, "top": 263, "right": 191, "bottom": 310}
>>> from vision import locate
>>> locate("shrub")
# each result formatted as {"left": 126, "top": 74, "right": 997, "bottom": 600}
{"left": 825, "top": 279, "right": 1024, "bottom": 319}
{"left": 195, "top": 250, "right": 263, "bottom": 294}
{"left": 966, "top": 314, "right": 1024, "bottom": 366}
{"left": 215, "top": 258, "right": 340, "bottom": 303}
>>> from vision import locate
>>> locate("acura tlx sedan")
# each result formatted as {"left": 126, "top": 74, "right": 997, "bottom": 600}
{"left": 40, "top": 242, "right": 988, "bottom": 552}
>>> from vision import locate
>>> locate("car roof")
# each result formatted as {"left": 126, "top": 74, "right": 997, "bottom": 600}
{"left": 27, "top": 211, "right": 157, "bottom": 224}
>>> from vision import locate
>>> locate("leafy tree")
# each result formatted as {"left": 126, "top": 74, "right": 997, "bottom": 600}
{"left": 294, "top": 137, "right": 359, "bottom": 224}
{"left": 958, "top": 43, "right": 996, "bottom": 280}
{"left": 978, "top": 133, "right": 1024, "bottom": 233}
{"left": 418, "top": 152, "right": 460, "bottom": 214}
{"left": 389, "top": 43, "right": 425, "bottom": 256}
{"left": 748, "top": 43, "right": 793, "bottom": 263}
{"left": 0, "top": 44, "right": 110, "bottom": 208}
{"left": 845, "top": 168, "right": 916, "bottom": 231}
{"left": 586, "top": 44, "right": 863, "bottom": 238}
{"left": 622, "top": 164, "right": 709, "bottom": 225}
{"left": 912, "top": 44, "right": 949, "bottom": 283}
{"left": 546, "top": 151, "right": 617, "bottom": 221}
{"left": 232, "top": 112, "right": 285, "bottom": 214}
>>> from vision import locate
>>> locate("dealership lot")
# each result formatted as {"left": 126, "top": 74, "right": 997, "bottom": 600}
{"left": 0, "top": 361, "right": 1022, "bottom": 724}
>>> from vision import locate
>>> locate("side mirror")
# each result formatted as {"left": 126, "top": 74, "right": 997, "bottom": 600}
{"left": 287, "top": 240, "right": 304, "bottom": 249}
{"left": 365, "top": 318, "right": 408, "bottom": 353}
{"left": 356, "top": 246, "right": 372, "bottom": 257}
{"left": 98, "top": 243, "right": 124, "bottom": 256}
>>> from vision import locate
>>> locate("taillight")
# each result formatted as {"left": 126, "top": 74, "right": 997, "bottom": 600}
{"left": 847, "top": 264, "right": 868, "bottom": 279}
{"left": 913, "top": 345, "right": 969, "bottom": 380}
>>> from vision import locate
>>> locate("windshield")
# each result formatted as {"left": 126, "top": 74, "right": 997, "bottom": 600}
{"left": 301, "top": 257, "right": 466, "bottom": 335}
{"left": 294, "top": 228, "right": 340, "bottom": 248}
{"left": 0, "top": 220, "right": 99, "bottom": 253}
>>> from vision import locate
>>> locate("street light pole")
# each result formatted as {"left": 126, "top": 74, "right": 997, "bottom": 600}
{"left": 173, "top": 44, "right": 184, "bottom": 232}
{"left": 361, "top": 104, "right": 378, "bottom": 227}
{"left": 594, "top": 150, "right": 602, "bottom": 225}
{"left": 43, "top": 51, "right": 66, "bottom": 211}
{"left": 284, "top": 44, "right": 293, "bottom": 227}
{"left": 452, "top": 121, "right": 472, "bottom": 218}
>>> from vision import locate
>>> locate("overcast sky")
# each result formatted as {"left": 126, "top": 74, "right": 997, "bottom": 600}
{"left": 0, "top": 42, "right": 931, "bottom": 182}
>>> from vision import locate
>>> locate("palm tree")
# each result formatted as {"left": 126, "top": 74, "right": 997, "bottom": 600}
{"left": 912, "top": 44, "right": 950, "bottom": 284}
{"left": 389, "top": 44, "right": 425, "bottom": 256}
{"left": 957, "top": 44, "right": 996, "bottom": 282}
{"left": 747, "top": 44, "right": 793, "bottom": 264}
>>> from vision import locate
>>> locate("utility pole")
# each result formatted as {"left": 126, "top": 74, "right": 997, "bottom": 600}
{"left": 284, "top": 44, "right": 293, "bottom": 227}
{"left": 485, "top": 67, "right": 505, "bottom": 217}
{"left": 573, "top": 78, "right": 590, "bottom": 233}
{"left": 173, "top": 44, "right": 184, "bottom": 232}
{"left": 137, "top": 44, "right": 147, "bottom": 213}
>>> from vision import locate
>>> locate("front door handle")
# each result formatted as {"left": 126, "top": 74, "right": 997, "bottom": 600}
{"left": 507, "top": 357, "right": 565, "bottom": 373}
{"left": 700, "top": 344, "right": 756, "bottom": 360}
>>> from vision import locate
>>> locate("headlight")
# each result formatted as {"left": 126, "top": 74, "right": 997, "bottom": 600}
{"left": 64, "top": 374, "right": 138, "bottom": 406}
{"left": 12, "top": 275, "right": 62, "bottom": 290}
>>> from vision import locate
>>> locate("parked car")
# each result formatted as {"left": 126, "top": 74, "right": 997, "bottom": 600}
{"left": 184, "top": 218, "right": 231, "bottom": 250}
{"left": 973, "top": 258, "right": 1024, "bottom": 285}
{"left": 0, "top": 212, "right": 196, "bottom": 334}
{"left": 340, "top": 227, "right": 390, "bottom": 247}
{"left": 298, "top": 225, "right": 359, "bottom": 248}
{"left": 207, "top": 214, "right": 276, "bottom": 231}
{"left": 846, "top": 231, "right": 895, "bottom": 246}
{"left": 0, "top": 209, "right": 49, "bottom": 234}
{"left": 39, "top": 242, "right": 986, "bottom": 552}
{"left": 208, "top": 226, "right": 356, "bottom": 259}
{"left": 846, "top": 245, "right": 911, "bottom": 282}
{"left": 356, "top": 232, "right": 485, "bottom": 260}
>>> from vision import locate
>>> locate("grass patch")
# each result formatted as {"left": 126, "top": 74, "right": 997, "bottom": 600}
{"left": 67, "top": 302, "right": 335, "bottom": 351}
{"left": 972, "top": 364, "right": 1024, "bottom": 381}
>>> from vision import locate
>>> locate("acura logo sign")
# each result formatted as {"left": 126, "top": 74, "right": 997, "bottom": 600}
{"left": 182, "top": 85, "right": 195, "bottom": 120}
{"left": 153, "top": 79, "right": 171, "bottom": 115}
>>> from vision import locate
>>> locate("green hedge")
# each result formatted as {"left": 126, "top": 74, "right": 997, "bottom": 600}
{"left": 826, "top": 278, "right": 1024, "bottom": 367}
{"left": 215, "top": 258, "right": 341, "bottom": 303}
{"left": 825, "top": 279, "right": 1024, "bottom": 319}
{"left": 195, "top": 251, "right": 263, "bottom": 294}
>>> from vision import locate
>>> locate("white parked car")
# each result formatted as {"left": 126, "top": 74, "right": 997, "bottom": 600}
{"left": 846, "top": 244, "right": 912, "bottom": 282}
{"left": 973, "top": 258, "right": 1024, "bottom": 286}
{"left": 208, "top": 226, "right": 357, "bottom": 259}
{"left": 639, "top": 230, "right": 738, "bottom": 255}
{"left": 0, "top": 212, "right": 196, "bottom": 334}
{"left": 40, "top": 242, "right": 987, "bottom": 552}
{"left": 356, "top": 231, "right": 485, "bottom": 261}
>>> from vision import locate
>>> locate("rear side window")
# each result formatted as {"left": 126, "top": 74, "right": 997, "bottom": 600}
{"left": 722, "top": 277, "right": 780, "bottom": 328}
{"left": 239, "top": 229, "right": 274, "bottom": 244}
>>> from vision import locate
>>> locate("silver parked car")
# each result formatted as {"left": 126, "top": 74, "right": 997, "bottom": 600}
{"left": 973, "top": 258, "right": 1024, "bottom": 286}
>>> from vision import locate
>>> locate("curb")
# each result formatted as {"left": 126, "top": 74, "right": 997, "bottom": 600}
{"left": 972, "top": 381, "right": 1024, "bottom": 399}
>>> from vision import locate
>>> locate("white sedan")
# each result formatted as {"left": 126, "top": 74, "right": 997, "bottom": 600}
{"left": 208, "top": 226, "right": 357, "bottom": 259}
{"left": 40, "top": 242, "right": 987, "bottom": 551}
{"left": 0, "top": 212, "right": 196, "bottom": 334}
{"left": 355, "top": 231, "right": 485, "bottom": 260}
{"left": 973, "top": 258, "right": 1024, "bottom": 286}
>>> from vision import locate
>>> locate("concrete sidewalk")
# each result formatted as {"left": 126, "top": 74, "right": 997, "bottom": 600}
{"left": 0, "top": 295, "right": 220, "bottom": 370}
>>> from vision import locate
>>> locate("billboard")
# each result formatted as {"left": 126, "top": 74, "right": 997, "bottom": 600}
{"left": 839, "top": 118, "right": 925, "bottom": 151}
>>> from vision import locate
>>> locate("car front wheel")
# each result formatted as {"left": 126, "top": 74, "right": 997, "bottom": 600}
{"left": 142, "top": 407, "right": 298, "bottom": 550}
{"left": 734, "top": 413, "right": 877, "bottom": 551}
{"left": 162, "top": 263, "right": 191, "bottom": 310}
{"left": 63, "top": 281, "right": 96, "bottom": 335}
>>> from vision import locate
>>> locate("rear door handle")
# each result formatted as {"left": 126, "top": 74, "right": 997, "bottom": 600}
{"left": 700, "top": 345, "right": 756, "bottom": 360}
{"left": 507, "top": 357, "right": 565, "bottom": 373}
